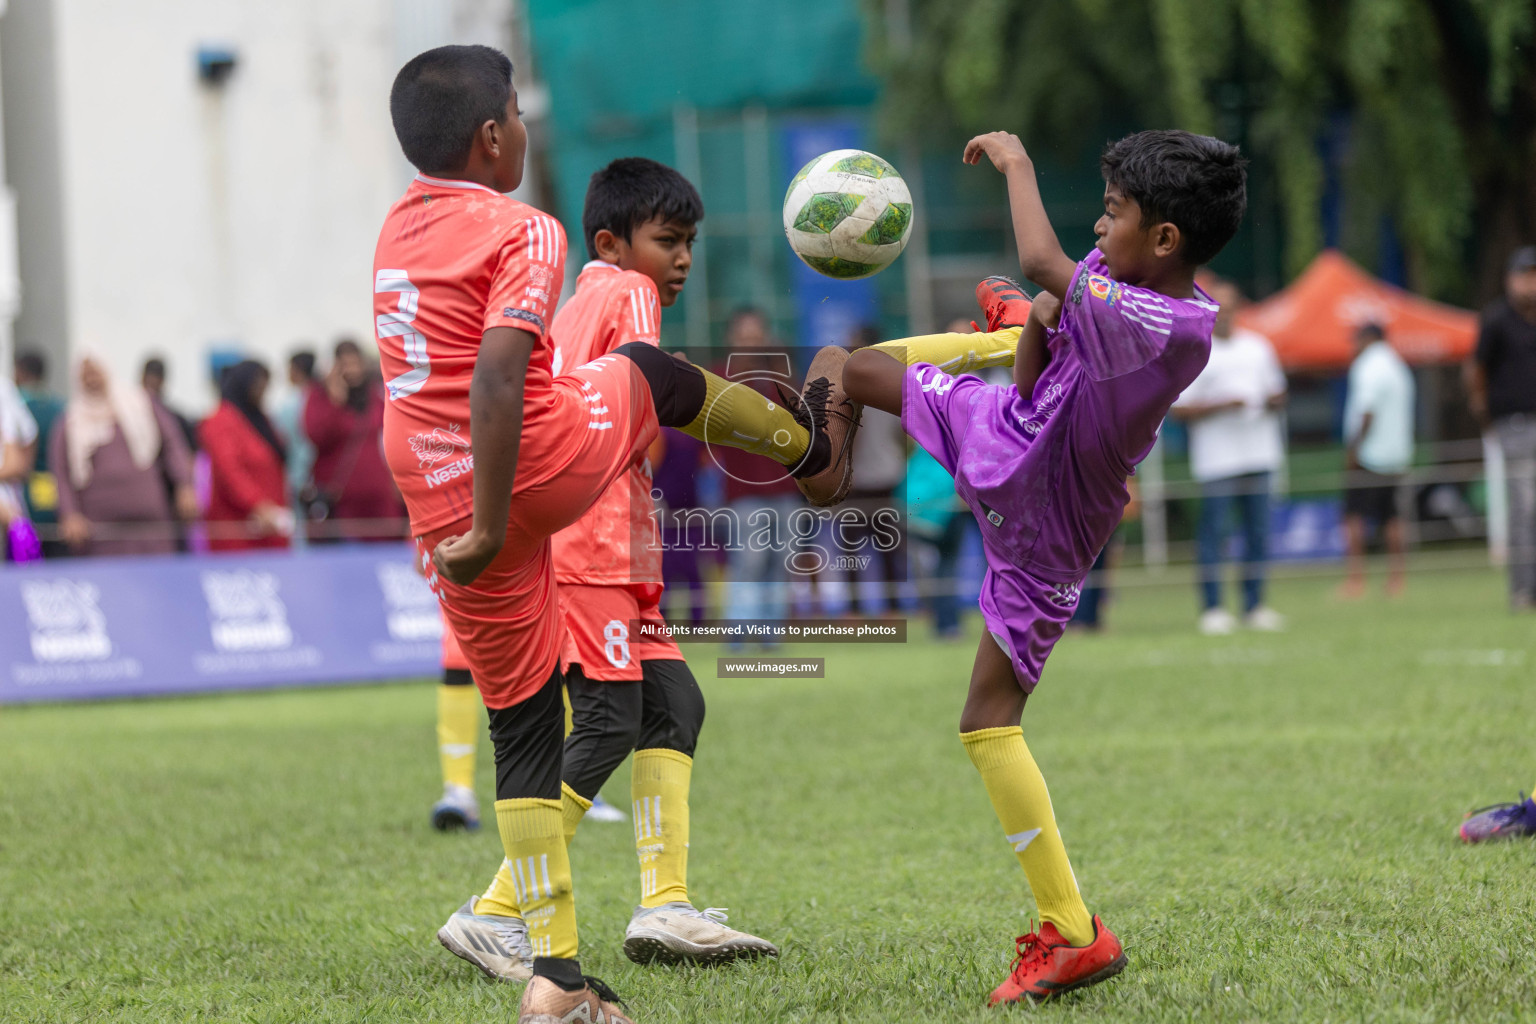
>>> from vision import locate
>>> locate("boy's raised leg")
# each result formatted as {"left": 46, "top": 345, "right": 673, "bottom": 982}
{"left": 612, "top": 341, "right": 852, "bottom": 505}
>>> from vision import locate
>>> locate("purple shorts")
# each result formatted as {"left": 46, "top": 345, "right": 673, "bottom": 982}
{"left": 976, "top": 566, "right": 1080, "bottom": 691}
{"left": 902, "top": 363, "right": 1081, "bottom": 691}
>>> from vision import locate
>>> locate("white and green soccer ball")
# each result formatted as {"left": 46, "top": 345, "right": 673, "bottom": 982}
{"left": 782, "top": 148, "right": 913, "bottom": 280}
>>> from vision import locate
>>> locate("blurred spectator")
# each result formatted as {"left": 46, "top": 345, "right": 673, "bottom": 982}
{"left": 1, "top": 370, "right": 40, "bottom": 561}
{"left": 713, "top": 308, "right": 799, "bottom": 629}
{"left": 140, "top": 355, "right": 199, "bottom": 452}
{"left": 13, "top": 351, "right": 65, "bottom": 554}
{"left": 653, "top": 426, "right": 709, "bottom": 626}
{"left": 902, "top": 444, "right": 967, "bottom": 639}
{"left": 1171, "top": 278, "right": 1287, "bottom": 635}
{"left": 202, "top": 359, "right": 291, "bottom": 551}
{"left": 275, "top": 350, "right": 318, "bottom": 543}
{"left": 303, "top": 339, "right": 403, "bottom": 542}
{"left": 843, "top": 324, "right": 907, "bottom": 614}
{"left": 1341, "top": 323, "right": 1416, "bottom": 598}
{"left": 1071, "top": 480, "right": 1139, "bottom": 632}
{"left": 1468, "top": 246, "right": 1536, "bottom": 610}
{"left": 49, "top": 355, "right": 196, "bottom": 556}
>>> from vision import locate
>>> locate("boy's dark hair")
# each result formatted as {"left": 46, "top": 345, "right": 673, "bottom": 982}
{"left": 1100, "top": 130, "right": 1247, "bottom": 267}
{"left": 142, "top": 357, "right": 167, "bottom": 380}
{"left": 582, "top": 157, "right": 704, "bottom": 261}
{"left": 390, "top": 45, "right": 513, "bottom": 174}
{"left": 289, "top": 350, "right": 317, "bottom": 380}
{"left": 334, "top": 338, "right": 362, "bottom": 360}
{"left": 14, "top": 350, "right": 45, "bottom": 382}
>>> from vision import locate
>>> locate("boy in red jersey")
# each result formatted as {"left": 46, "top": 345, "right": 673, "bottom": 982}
{"left": 378, "top": 47, "right": 848, "bottom": 1022}
{"left": 552, "top": 159, "right": 776, "bottom": 965}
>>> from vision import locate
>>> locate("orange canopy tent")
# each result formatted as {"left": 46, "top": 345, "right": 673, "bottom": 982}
{"left": 1234, "top": 250, "right": 1478, "bottom": 371}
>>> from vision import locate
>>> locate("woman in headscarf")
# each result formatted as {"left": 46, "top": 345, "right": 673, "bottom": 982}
{"left": 48, "top": 354, "right": 196, "bottom": 556}
{"left": 302, "top": 338, "right": 404, "bottom": 542}
{"left": 201, "top": 359, "right": 292, "bottom": 551}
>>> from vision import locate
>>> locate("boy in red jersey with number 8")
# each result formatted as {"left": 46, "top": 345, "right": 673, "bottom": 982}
{"left": 376, "top": 46, "right": 849, "bottom": 1023}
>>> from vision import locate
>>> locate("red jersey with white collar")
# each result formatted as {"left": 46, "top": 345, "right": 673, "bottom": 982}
{"left": 373, "top": 173, "right": 567, "bottom": 534}
{"left": 549, "top": 261, "right": 664, "bottom": 583}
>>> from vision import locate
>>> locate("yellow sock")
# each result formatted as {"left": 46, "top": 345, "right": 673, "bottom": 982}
{"left": 632, "top": 748, "right": 692, "bottom": 907}
{"left": 437, "top": 683, "right": 480, "bottom": 791}
{"left": 473, "top": 858, "right": 524, "bottom": 918}
{"left": 872, "top": 326, "right": 1021, "bottom": 375}
{"left": 561, "top": 782, "right": 592, "bottom": 845}
{"left": 678, "top": 367, "right": 809, "bottom": 467}
{"left": 962, "top": 726, "right": 1093, "bottom": 946}
{"left": 496, "top": 798, "right": 578, "bottom": 959}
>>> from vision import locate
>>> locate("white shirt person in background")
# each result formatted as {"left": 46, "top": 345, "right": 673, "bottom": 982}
{"left": 1171, "top": 277, "right": 1288, "bottom": 635}
{"left": 1340, "top": 322, "right": 1416, "bottom": 599}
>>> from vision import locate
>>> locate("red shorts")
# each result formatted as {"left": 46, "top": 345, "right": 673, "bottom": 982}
{"left": 558, "top": 582, "right": 684, "bottom": 681}
{"left": 417, "top": 355, "right": 659, "bottom": 709}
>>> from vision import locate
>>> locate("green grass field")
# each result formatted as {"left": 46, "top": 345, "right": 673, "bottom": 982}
{"left": 4, "top": 562, "right": 1535, "bottom": 1022}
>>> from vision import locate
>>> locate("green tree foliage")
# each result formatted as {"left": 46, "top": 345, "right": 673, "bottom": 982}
{"left": 865, "top": 0, "right": 1534, "bottom": 301}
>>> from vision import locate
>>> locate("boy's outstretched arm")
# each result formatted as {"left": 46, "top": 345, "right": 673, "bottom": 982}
{"left": 964, "top": 133, "right": 1078, "bottom": 299}
{"left": 432, "top": 326, "right": 532, "bottom": 585}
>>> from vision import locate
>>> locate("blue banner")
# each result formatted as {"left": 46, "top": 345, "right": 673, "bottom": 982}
{"left": 0, "top": 546, "right": 441, "bottom": 703}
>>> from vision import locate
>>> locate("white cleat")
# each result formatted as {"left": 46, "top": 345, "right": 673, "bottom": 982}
{"left": 585, "top": 793, "right": 628, "bottom": 823}
{"left": 622, "top": 902, "right": 779, "bottom": 966}
{"left": 1243, "top": 606, "right": 1286, "bottom": 632}
{"left": 1198, "top": 608, "right": 1237, "bottom": 636}
{"left": 431, "top": 783, "right": 481, "bottom": 832}
{"left": 437, "top": 897, "right": 534, "bottom": 982}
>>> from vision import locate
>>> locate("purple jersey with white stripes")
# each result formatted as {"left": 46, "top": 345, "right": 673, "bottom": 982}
{"left": 903, "top": 249, "right": 1216, "bottom": 586}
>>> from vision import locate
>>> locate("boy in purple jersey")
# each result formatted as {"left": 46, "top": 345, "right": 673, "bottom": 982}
{"left": 823, "top": 129, "right": 1246, "bottom": 1004}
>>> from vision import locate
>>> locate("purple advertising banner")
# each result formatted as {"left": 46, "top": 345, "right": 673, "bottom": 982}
{"left": 0, "top": 546, "right": 441, "bottom": 704}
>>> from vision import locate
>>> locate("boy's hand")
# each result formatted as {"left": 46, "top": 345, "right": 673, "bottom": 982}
{"left": 1029, "top": 290, "right": 1062, "bottom": 329}
{"left": 433, "top": 528, "right": 503, "bottom": 586}
{"left": 963, "top": 132, "right": 1031, "bottom": 174}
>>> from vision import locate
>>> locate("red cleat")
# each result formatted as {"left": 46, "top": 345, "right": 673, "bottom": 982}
{"left": 987, "top": 916, "right": 1126, "bottom": 1006}
{"left": 975, "top": 276, "right": 1033, "bottom": 332}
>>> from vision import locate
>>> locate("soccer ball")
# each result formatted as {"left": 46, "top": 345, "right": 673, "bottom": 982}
{"left": 782, "top": 149, "right": 913, "bottom": 280}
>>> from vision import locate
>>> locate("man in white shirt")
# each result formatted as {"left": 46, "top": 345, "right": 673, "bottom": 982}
{"left": 1171, "top": 279, "right": 1288, "bottom": 635}
{"left": 1341, "top": 322, "right": 1416, "bottom": 597}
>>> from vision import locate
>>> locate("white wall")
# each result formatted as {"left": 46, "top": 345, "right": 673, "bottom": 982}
{"left": 3, "top": 0, "right": 521, "bottom": 413}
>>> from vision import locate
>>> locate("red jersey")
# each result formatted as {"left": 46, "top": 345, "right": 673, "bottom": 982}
{"left": 549, "top": 262, "right": 664, "bottom": 584}
{"left": 373, "top": 173, "right": 567, "bottom": 535}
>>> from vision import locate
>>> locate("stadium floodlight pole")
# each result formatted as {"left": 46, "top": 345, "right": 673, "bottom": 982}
{"left": 743, "top": 104, "right": 776, "bottom": 318}
{"left": 1141, "top": 433, "right": 1168, "bottom": 569}
{"left": 673, "top": 102, "right": 710, "bottom": 352}
{"left": 900, "top": 143, "right": 935, "bottom": 335}
{"left": 1484, "top": 430, "right": 1509, "bottom": 565}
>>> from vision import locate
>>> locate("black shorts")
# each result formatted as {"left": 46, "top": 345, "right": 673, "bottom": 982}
{"left": 1344, "top": 470, "right": 1403, "bottom": 524}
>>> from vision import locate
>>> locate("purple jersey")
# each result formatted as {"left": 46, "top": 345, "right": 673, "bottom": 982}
{"left": 901, "top": 252, "right": 1215, "bottom": 686}
{"left": 905, "top": 251, "right": 1215, "bottom": 588}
